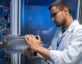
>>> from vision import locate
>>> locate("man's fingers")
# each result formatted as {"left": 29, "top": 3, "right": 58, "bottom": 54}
{"left": 24, "top": 50, "right": 27, "bottom": 55}
{"left": 25, "top": 35, "right": 40, "bottom": 41}
{"left": 30, "top": 35, "right": 34, "bottom": 38}
{"left": 28, "top": 48, "right": 33, "bottom": 59}
{"left": 25, "top": 35, "right": 33, "bottom": 41}
{"left": 24, "top": 48, "right": 33, "bottom": 59}
{"left": 25, "top": 36, "right": 29, "bottom": 41}
{"left": 24, "top": 48, "right": 38, "bottom": 59}
{"left": 25, "top": 35, "right": 32, "bottom": 43}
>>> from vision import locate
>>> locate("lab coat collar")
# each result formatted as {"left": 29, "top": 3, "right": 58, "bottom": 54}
{"left": 56, "top": 20, "right": 79, "bottom": 37}
{"left": 67, "top": 20, "right": 79, "bottom": 33}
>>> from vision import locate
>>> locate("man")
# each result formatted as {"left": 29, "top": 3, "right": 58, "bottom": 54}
{"left": 24, "top": 1, "right": 82, "bottom": 64}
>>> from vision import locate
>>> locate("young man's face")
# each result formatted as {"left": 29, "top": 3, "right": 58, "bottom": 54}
{"left": 50, "top": 6, "right": 66, "bottom": 26}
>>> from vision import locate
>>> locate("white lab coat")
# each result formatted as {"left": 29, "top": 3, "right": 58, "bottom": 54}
{"left": 48, "top": 20, "right": 82, "bottom": 64}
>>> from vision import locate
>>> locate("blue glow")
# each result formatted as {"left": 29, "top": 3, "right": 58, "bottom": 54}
{"left": 13, "top": 0, "right": 15, "bottom": 35}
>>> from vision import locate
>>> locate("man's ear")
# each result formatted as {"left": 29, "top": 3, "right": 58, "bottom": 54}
{"left": 64, "top": 7, "right": 68, "bottom": 15}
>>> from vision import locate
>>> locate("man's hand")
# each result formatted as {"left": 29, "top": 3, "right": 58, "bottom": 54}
{"left": 25, "top": 35, "right": 41, "bottom": 50}
{"left": 25, "top": 34, "right": 51, "bottom": 61}
{"left": 24, "top": 48, "right": 38, "bottom": 59}
{"left": 24, "top": 48, "right": 47, "bottom": 60}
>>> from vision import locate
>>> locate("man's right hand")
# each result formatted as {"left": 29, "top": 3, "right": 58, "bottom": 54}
{"left": 24, "top": 48, "right": 38, "bottom": 59}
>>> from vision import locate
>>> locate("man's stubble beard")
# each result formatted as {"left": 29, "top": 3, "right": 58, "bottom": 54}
{"left": 56, "top": 18, "right": 66, "bottom": 27}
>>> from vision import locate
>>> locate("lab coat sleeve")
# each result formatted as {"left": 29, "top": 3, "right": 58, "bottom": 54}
{"left": 50, "top": 29, "right": 82, "bottom": 64}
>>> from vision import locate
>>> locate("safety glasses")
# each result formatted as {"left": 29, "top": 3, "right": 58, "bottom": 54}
{"left": 51, "top": 10, "right": 60, "bottom": 18}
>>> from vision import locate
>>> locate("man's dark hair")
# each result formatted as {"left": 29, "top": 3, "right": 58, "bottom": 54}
{"left": 49, "top": 1, "right": 71, "bottom": 15}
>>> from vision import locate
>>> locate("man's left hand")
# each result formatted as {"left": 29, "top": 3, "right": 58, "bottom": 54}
{"left": 25, "top": 35, "right": 41, "bottom": 50}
